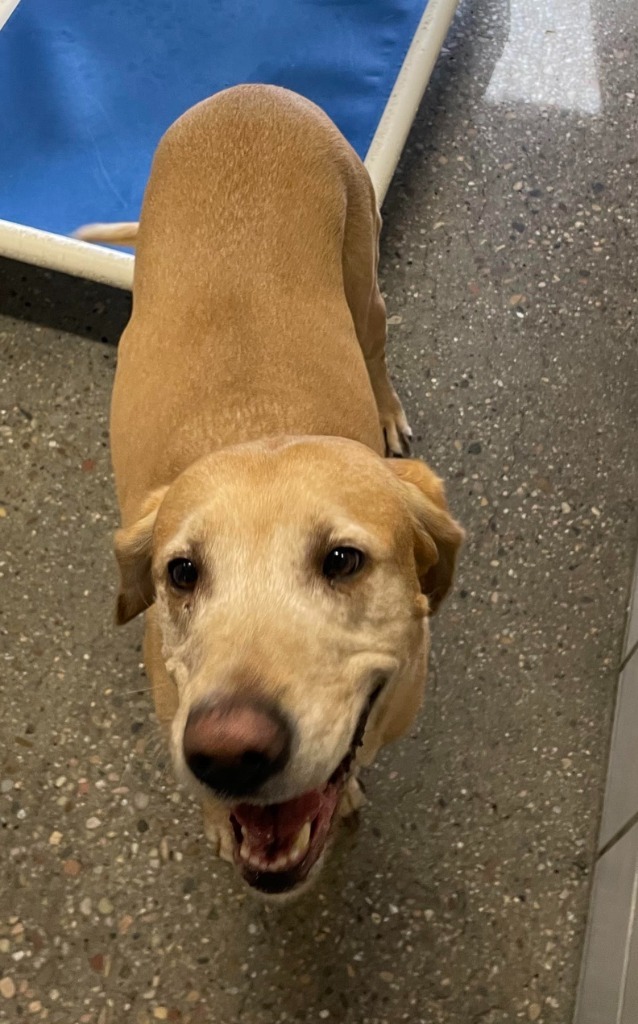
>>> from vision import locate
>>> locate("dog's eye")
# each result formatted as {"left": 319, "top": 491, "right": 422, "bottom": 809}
{"left": 322, "top": 547, "right": 365, "bottom": 582}
{"left": 168, "top": 558, "right": 198, "bottom": 591}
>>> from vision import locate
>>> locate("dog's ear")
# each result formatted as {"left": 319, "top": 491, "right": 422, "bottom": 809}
{"left": 388, "top": 459, "right": 464, "bottom": 614}
{"left": 114, "top": 488, "right": 168, "bottom": 625}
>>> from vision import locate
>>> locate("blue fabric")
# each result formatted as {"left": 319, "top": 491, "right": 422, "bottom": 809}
{"left": 0, "top": 0, "right": 428, "bottom": 237}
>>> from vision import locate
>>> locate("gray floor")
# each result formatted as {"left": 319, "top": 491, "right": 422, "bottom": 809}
{"left": 1, "top": 2, "right": 637, "bottom": 1022}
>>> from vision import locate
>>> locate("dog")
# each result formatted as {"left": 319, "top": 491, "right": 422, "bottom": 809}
{"left": 76, "top": 85, "right": 464, "bottom": 897}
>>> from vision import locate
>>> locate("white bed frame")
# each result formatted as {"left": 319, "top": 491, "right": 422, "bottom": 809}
{"left": 0, "top": 0, "right": 459, "bottom": 290}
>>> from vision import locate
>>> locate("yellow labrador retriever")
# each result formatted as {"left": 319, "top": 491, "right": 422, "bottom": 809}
{"left": 76, "top": 85, "right": 463, "bottom": 897}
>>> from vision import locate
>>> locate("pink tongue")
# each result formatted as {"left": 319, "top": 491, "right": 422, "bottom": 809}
{"left": 234, "top": 789, "right": 324, "bottom": 849}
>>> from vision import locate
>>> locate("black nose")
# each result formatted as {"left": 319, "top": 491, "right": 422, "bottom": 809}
{"left": 182, "top": 697, "right": 292, "bottom": 799}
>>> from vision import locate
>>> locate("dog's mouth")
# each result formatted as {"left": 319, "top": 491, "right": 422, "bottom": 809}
{"left": 228, "top": 683, "right": 383, "bottom": 894}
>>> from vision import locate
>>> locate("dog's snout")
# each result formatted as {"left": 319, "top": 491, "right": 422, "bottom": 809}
{"left": 183, "top": 697, "right": 291, "bottom": 799}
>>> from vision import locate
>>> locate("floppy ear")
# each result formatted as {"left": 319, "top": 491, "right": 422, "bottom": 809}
{"left": 388, "top": 459, "right": 464, "bottom": 614}
{"left": 113, "top": 488, "right": 168, "bottom": 625}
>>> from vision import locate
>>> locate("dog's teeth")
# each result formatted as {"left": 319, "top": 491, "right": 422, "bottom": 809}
{"left": 239, "top": 822, "right": 313, "bottom": 875}
{"left": 289, "top": 821, "right": 311, "bottom": 862}
{"left": 240, "top": 842, "right": 272, "bottom": 872}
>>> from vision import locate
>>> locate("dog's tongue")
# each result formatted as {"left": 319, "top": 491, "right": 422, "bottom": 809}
{"left": 234, "top": 789, "right": 324, "bottom": 848}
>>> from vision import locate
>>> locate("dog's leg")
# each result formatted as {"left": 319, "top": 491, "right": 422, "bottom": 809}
{"left": 361, "top": 285, "right": 413, "bottom": 457}
{"left": 342, "top": 196, "right": 412, "bottom": 456}
{"left": 202, "top": 798, "right": 235, "bottom": 863}
{"left": 339, "top": 774, "right": 367, "bottom": 817}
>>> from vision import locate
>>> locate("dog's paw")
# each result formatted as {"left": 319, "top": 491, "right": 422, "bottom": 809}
{"left": 339, "top": 775, "right": 367, "bottom": 818}
{"left": 379, "top": 393, "right": 412, "bottom": 457}
{"left": 203, "top": 804, "right": 235, "bottom": 863}
{"left": 204, "top": 819, "right": 235, "bottom": 863}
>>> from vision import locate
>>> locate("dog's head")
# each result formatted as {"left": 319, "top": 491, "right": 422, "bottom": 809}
{"left": 115, "top": 437, "right": 463, "bottom": 895}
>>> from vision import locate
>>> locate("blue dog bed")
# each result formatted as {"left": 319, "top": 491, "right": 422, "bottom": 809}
{"left": 0, "top": 0, "right": 458, "bottom": 286}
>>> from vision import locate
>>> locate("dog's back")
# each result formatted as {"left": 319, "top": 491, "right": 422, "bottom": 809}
{"left": 111, "top": 86, "right": 383, "bottom": 525}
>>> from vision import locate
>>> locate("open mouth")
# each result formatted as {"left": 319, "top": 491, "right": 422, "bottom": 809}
{"left": 228, "top": 683, "right": 384, "bottom": 894}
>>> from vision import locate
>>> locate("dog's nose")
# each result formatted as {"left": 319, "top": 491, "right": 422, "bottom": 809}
{"left": 182, "top": 698, "right": 291, "bottom": 799}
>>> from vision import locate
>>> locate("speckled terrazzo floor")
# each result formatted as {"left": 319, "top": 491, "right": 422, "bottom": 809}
{"left": 1, "top": 1, "right": 637, "bottom": 1022}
